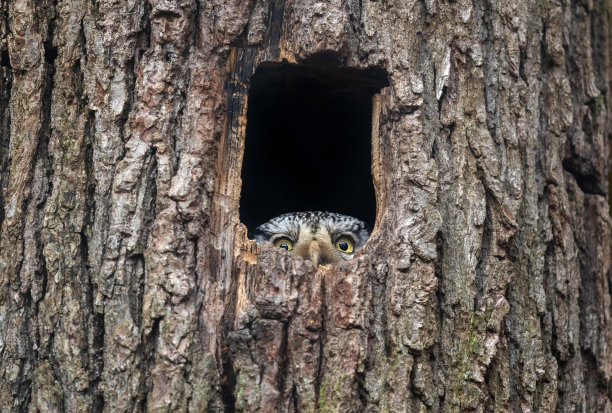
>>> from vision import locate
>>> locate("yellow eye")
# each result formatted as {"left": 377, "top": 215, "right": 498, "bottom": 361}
{"left": 274, "top": 238, "right": 293, "bottom": 251}
{"left": 335, "top": 237, "right": 354, "bottom": 253}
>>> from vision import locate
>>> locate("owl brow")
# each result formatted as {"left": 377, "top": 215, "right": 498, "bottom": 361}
{"left": 269, "top": 233, "right": 293, "bottom": 243}
{"left": 257, "top": 229, "right": 276, "bottom": 241}
{"left": 270, "top": 222, "right": 298, "bottom": 243}
{"left": 327, "top": 227, "right": 357, "bottom": 243}
{"left": 344, "top": 232, "right": 358, "bottom": 243}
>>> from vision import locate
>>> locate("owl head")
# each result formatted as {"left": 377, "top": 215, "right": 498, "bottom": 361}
{"left": 253, "top": 211, "right": 370, "bottom": 266}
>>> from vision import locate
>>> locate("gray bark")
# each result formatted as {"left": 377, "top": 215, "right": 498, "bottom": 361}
{"left": 0, "top": 0, "right": 610, "bottom": 412}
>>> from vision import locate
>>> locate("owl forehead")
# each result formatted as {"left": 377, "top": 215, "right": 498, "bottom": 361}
{"left": 256, "top": 211, "right": 366, "bottom": 239}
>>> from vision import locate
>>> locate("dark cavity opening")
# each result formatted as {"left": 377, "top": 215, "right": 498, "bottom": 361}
{"left": 0, "top": 49, "right": 10, "bottom": 68}
{"left": 240, "top": 62, "right": 388, "bottom": 233}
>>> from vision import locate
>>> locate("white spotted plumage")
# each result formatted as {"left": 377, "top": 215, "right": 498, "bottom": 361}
{"left": 254, "top": 211, "right": 369, "bottom": 265}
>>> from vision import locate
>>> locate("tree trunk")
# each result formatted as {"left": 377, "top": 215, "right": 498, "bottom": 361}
{"left": 1, "top": 0, "right": 611, "bottom": 411}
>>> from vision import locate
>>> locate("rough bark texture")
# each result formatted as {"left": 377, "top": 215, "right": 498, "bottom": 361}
{"left": 0, "top": 0, "right": 611, "bottom": 412}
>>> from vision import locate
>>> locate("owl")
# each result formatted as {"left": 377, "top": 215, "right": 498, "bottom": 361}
{"left": 254, "top": 211, "right": 370, "bottom": 266}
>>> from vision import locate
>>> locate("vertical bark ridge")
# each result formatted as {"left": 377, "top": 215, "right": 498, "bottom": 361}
{"left": 0, "top": 0, "right": 11, "bottom": 233}
{"left": 36, "top": 0, "right": 103, "bottom": 409}
{"left": 83, "top": 0, "right": 149, "bottom": 410}
{"left": 101, "top": 0, "right": 198, "bottom": 409}
{"left": 0, "top": 0, "right": 56, "bottom": 409}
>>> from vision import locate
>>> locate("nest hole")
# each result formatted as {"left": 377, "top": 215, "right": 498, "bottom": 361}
{"left": 240, "top": 61, "right": 388, "bottom": 234}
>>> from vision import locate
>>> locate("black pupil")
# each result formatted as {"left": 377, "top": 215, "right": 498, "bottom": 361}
{"left": 338, "top": 240, "right": 348, "bottom": 251}
{"left": 280, "top": 242, "right": 289, "bottom": 250}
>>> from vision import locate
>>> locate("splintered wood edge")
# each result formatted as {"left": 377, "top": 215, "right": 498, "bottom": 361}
{"left": 371, "top": 93, "right": 384, "bottom": 235}
{"left": 234, "top": 223, "right": 259, "bottom": 326}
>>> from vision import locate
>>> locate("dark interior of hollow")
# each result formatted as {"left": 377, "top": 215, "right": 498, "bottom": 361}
{"left": 240, "top": 62, "right": 388, "bottom": 235}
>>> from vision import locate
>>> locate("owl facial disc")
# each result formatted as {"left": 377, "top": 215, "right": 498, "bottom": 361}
{"left": 254, "top": 211, "right": 370, "bottom": 265}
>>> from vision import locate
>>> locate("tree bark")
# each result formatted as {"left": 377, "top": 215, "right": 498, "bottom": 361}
{"left": 0, "top": 0, "right": 611, "bottom": 412}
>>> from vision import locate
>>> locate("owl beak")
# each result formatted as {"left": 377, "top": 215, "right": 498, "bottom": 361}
{"left": 308, "top": 240, "right": 321, "bottom": 267}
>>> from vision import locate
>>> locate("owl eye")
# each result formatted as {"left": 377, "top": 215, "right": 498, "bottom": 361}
{"left": 274, "top": 238, "right": 293, "bottom": 251}
{"left": 335, "top": 237, "right": 354, "bottom": 253}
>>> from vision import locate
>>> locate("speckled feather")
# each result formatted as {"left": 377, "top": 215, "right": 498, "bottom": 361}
{"left": 254, "top": 211, "right": 370, "bottom": 263}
